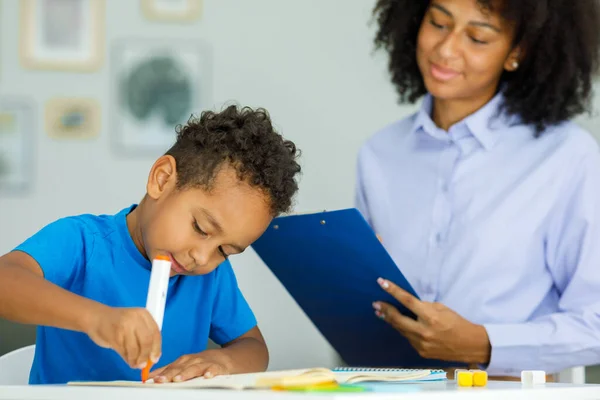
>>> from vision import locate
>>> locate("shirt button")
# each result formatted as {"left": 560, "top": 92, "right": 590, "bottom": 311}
{"left": 421, "top": 286, "right": 435, "bottom": 301}
{"left": 436, "top": 232, "right": 442, "bottom": 243}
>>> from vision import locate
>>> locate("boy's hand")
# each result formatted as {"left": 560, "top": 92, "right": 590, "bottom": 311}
{"left": 85, "top": 307, "right": 162, "bottom": 370}
{"left": 149, "top": 349, "right": 233, "bottom": 383}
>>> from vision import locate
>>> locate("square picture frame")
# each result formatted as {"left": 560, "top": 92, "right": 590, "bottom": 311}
{"left": 0, "top": 98, "right": 35, "bottom": 194}
{"left": 110, "top": 39, "right": 212, "bottom": 156}
{"left": 45, "top": 97, "right": 101, "bottom": 139}
{"left": 19, "top": 0, "right": 105, "bottom": 71}
{"left": 141, "top": 0, "right": 202, "bottom": 22}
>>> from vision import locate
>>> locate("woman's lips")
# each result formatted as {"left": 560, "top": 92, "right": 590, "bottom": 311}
{"left": 430, "top": 62, "right": 460, "bottom": 81}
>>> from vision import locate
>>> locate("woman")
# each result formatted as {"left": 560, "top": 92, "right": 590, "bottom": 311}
{"left": 356, "top": 0, "right": 600, "bottom": 379}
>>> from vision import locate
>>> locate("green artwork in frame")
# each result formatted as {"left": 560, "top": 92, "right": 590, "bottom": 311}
{"left": 110, "top": 39, "right": 212, "bottom": 156}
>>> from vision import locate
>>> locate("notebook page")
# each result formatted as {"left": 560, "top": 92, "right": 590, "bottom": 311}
{"left": 67, "top": 368, "right": 331, "bottom": 389}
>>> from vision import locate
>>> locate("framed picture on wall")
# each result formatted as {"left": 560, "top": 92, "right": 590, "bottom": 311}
{"left": 110, "top": 39, "right": 212, "bottom": 156}
{"left": 141, "top": 0, "right": 202, "bottom": 22}
{"left": 45, "top": 97, "right": 101, "bottom": 139}
{"left": 19, "top": 0, "right": 105, "bottom": 71}
{"left": 0, "top": 99, "right": 35, "bottom": 194}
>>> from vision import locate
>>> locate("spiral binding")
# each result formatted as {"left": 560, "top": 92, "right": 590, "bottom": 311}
{"left": 332, "top": 367, "right": 445, "bottom": 373}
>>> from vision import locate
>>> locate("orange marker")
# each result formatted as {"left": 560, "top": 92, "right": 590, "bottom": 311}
{"left": 141, "top": 255, "right": 172, "bottom": 382}
{"left": 141, "top": 363, "right": 152, "bottom": 383}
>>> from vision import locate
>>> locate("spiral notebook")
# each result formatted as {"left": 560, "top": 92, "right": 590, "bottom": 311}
{"left": 332, "top": 367, "right": 447, "bottom": 383}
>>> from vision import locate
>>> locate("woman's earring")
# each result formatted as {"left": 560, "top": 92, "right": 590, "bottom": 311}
{"left": 511, "top": 60, "right": 519, "bottom": 70}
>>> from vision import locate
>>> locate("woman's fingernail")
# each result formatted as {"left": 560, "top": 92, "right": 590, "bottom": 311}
{"left": 204, "top": 371, "right": 213, "bottom": 378}
{"left": 137, "top": 363, "right": 146, "bottom": 369}
{"left": 155, "top": 376, "right": 164, "bottom": 382}
{"left": 173, "top": 375, "right": 182, "bottom": 382}
{"left": 151, "top": 354, "right": 160, "bottom": 363}
{"left": 372, "top": 302, "right": 381, "bottom": 310}
{"left": 375, "top": 310, "right": 385, "bottom": 319}
{"left": 377, "top": 278, "right": 389, "bottom": 288}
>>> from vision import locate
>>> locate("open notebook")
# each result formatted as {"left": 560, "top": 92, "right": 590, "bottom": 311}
{"left": 67, "top": 367, "right": 447, "bottom": 389}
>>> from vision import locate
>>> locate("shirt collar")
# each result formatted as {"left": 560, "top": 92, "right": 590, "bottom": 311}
{"left": 411, "top": 91, "right": 510, "bottom": 151}
{"left": 116, "top": 204, "right": 152, "bottom": 271}
{"left": 411, "top": 94, "right": 436, "bottom": 137}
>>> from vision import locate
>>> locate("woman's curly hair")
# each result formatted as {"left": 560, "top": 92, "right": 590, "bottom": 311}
{"left": 373, "top": 0, "right": 600, "bottom": 134}
{"left": 166, "top": 105, "right": 301, "bottom": 215}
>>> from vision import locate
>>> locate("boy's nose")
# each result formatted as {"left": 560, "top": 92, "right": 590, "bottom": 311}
{"left": 190, "top": 249, "right": 210, "bottom": 268}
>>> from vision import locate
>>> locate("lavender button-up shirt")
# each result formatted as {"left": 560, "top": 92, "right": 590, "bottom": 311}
{"left": 355, "top": 93, "right": 600, "bottom": 376}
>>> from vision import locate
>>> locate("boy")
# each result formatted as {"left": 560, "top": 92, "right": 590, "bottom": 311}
{"left": 0, "top": 105, "right": 301, "bottom": 384}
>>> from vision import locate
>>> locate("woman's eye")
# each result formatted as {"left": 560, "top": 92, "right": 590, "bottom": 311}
{"left": 430, "top": 19, "right": 445, "bottom": 29}
{"left": 470, "top": 37, "right": 487, "bottom": 44}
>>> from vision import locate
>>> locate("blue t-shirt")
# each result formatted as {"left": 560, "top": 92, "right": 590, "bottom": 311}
{"left": 14, "top": 205, "right": 257, "bottom": 384}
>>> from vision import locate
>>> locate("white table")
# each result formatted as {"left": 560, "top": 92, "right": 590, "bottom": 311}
{"left": 1, "top": 381, "right": 600, "bottom": 400}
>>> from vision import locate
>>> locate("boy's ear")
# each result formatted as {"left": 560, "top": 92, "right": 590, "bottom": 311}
{"left": 147, "top": 155, "right": 177, "bottom": 199}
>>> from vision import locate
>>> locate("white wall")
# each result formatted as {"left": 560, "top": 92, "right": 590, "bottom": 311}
{"left": 1, "top": 0, "right": 600, "bottom": 370}
{"left": 0, "top": 0, "right": 411, "bottom": 369}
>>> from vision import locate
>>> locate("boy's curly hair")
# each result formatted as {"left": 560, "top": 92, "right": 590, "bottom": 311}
{"left": 166, "top": 105, "right": 301, "bottom": 216}
{"left": 373, "top": 0, "right": 600, "bottom": 135}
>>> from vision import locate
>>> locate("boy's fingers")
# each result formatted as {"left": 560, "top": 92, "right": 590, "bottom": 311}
{"left": 120, "top": 334, "right": 135, "bottom": 368}
{"left": 149, "top": 358, "right": 227, "bottom": 382}
{"left": 202, "top": 364, "right": 226, "bottom": 379}
{"left": 177, "top": 363, "right": 221, "bottom": 382}
{"left": 127, "top": 335, "right": 143, "bottom": 369}
{"left": 155, "top": 365, "right": 186, "bottom": 383}
{"left": 141, "top": 312, "right": 162, "bottom": 363}
{"left": 149, "top": 365, "right": 167, "bottom": 379}
{"left": 151, "top": 329, "right": 162, "bottom": 363}
{"left": 120, "top": 344, "right": 131, "bottom": 369}
{"left": 135, "top": 312, "right": 161, "bottom": 367}
{"left": 135, "top": 333, "right": 152, "bottom": 369}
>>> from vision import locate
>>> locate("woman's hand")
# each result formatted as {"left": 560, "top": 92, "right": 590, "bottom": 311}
{"left": 373, "top": 278, "right": 491, "bottom": 365}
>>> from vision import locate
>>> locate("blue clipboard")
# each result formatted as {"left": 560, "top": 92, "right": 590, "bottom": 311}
{"left": 252, "top": 208, "right": 460, "bottom": 368}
